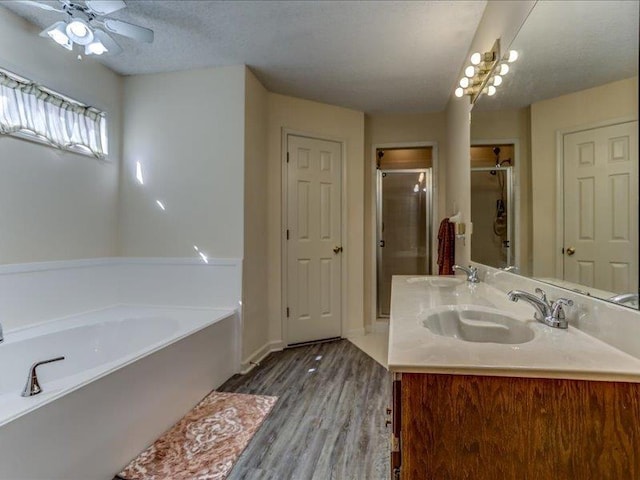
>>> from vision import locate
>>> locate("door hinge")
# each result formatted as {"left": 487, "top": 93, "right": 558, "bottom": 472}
{"left": 286, "top": 152, "right": 290, "bottom": 163}
{"left": 286, "top": 229, "right": 290, "bottom": 240}
{"left": 286, "top": 307, "right": 290, "bottom": 318}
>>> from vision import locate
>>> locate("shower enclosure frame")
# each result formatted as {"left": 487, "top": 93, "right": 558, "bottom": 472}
{"left": 471, "top": 138, "right": 521, "bottom": 271}
{"left": 470, "top": 165, "right": 515, "bottom": 267}
{"left": 376, "top": 167, "right": 433, "bottom": 318}
{"left": 370, "top": 141, "right": 439, "bottom": 326}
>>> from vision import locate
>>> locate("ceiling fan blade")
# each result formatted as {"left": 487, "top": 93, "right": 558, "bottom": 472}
{"left": 102, "top": 18, "right": 153, "bottom": 43}
{"left": 15, "top": 0, "right": 64, "bottom": 13}
{"left": 85, "top": 0, "right": 126, "bottom": 16}
{"left": 93, "top": 29, "right": 123, "bottom": 55}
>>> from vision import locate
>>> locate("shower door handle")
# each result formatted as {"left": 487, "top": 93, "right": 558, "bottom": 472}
{"left": 379, "top": 240, "right": 385, "bottom": 248}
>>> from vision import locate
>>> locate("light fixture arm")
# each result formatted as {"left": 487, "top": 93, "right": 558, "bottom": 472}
{"left": 469, "top": 39, "right": 501, "bottom": 104}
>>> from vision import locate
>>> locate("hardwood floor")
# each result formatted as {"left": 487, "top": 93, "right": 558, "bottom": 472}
{"left": 220, "top": 339, "right": 391, "bottom": 480}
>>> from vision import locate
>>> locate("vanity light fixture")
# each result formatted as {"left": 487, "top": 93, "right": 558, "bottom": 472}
{"left": 455, "top": 40, "right": 519, "bottom": 103}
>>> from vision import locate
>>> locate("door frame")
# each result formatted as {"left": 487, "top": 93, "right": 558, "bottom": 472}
{"left": 554, "top": 116, "right": 637, "bottom": 279}
{"left": 281, "top": 128, "right": 348, "bottom": 345}
{"left": 370, "top": 141, "right": 439, "bottom": 325}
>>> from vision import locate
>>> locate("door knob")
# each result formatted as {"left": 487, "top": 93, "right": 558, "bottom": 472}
{"left": 566, "top": 246, "right": 576, "bottom": 256}
{"left": 333, "top": 246, "right": 343, "bottom": 254}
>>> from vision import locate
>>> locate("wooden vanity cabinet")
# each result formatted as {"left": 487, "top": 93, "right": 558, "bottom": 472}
{"left": 390, "top": 372, "right": 640, "bottom": 479}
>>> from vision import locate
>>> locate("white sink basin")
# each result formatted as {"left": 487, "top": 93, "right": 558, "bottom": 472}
{"left": 407, "top": 276, "right": 465, "bottom": 288}
{"left": 421, "top": 306, "right": 535, "bottom": 344}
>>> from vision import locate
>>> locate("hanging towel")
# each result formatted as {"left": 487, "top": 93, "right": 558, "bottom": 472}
{"left": 437, "top": 218, "right": 455, "bottom": 275}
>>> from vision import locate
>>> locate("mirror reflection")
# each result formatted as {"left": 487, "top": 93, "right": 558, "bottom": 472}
{"left": 471, "top": 0, "right": 639, "bottom": 308}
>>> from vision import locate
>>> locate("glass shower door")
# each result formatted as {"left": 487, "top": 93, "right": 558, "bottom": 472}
{"left": 377, "top": 169, "right": 432, "bottom": 317}
{"left": 470, "top": 167, "right": 513, "bottom": 268}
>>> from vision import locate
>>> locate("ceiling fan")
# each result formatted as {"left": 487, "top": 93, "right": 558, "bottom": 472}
{"left": 18, "top": 0, "right": 154, "bottom": 56}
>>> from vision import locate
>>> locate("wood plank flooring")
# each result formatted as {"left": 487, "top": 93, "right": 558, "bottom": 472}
{"left": 220, "top": 339, "right": 391, "bottom": 480}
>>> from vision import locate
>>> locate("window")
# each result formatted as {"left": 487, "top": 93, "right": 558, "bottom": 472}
{"left": 0, "top": 68, "right": 107, "bottom": 158}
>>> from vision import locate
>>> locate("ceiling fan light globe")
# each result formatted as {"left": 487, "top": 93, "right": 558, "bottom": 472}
{"left": 42, "top": 22, "right": 73, "bottom": 50}
{"left": 66, "top": 19, "right": 94, "bottom": 45}
{"left": 86, "top": 40, "right": 108, "bottom": 55}
{"left": 48, "top": 28, "right": 69, "bottom": 46}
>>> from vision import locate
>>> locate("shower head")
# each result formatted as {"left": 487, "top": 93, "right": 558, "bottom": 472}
{"left": 493, "top": 146, "right": 501, "bottom": 156}
{"left": 377, "top": 150, "right": 385, "bottom": 159}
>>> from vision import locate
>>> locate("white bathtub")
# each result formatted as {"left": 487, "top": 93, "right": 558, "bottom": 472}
{"left": 0, "top": 305, "right": 239, "bottom": 480}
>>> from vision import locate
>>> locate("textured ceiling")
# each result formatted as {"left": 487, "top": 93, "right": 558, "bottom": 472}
{"left": 1, "top": 0, "right": 488, "bottom": 113}
{"left": 475, "top": 0, "right": 639, "bottom": 111}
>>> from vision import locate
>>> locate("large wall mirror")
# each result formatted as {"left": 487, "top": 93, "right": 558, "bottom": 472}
{"left": 471, "top": 0, "right": 639, "bottom": 308}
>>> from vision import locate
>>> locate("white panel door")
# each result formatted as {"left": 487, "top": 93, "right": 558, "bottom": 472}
{"left": 286, "top": 135, "right": 342, "bottom": 344}
{"left": 563, "top": 121, "right": 638, "bottom": 292}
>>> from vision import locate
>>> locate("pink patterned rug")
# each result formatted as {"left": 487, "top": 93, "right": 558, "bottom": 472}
{"left": 117, "top": 391, "right": 277, "bottom": 480}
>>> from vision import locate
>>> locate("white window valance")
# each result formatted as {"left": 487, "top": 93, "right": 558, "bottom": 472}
{"left": 0, "top": 69, "right": 107, "bottom": 158}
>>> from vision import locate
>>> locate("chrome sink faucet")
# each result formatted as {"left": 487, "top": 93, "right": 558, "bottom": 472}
{"left": 453, "top": 264, "right": 479, "bottom": 283}
{"left": 507, "top": 288, "right": 573, "bottom": 329}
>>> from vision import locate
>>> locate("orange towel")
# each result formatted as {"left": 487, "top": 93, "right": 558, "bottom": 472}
{"left": 437, "top": 218, "right": 455, "bottom": 275}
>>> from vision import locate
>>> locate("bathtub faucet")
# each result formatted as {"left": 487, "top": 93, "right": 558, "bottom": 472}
{"left": 22, "top": 356, "right": 65, "bottom": 397}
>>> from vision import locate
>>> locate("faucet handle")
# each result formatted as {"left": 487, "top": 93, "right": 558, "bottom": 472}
{"left": 551, "top": 298, "right": 574, "bottom": 316}
{"left": 22, "top": 356, "right": 65, "bottom": 397}
{"left": 534, "top": 288, "right": 549, "bottom": 305}
{"left": 549, "top": 298, "right": 574, "bottom": 328}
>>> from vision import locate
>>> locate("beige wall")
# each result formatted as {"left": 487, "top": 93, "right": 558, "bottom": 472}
{"left": 445, "top": 98, "right": 472, "bottom": 264}
{"left": 242, "top": 68, "right": 270, "bottom": 360}
{"left": 531, "top": 77, "right": 638, "bottom": 277}
{"left": 364, "top": 112, "right": 446, "bottom": 324}
{"left": 0, "top": 8, "right": 122, "bottom": 264}
{"left": 267, "top": 93, "right": 365, "bottom": 341}
{"left": 119, "top": 65, "right": 246, "bottom": 259}
{"left": 444, "top": 0, "right": 536, "bottom": 268}
{"left": 471, "top": 107, "right": 532, "bottom": 274}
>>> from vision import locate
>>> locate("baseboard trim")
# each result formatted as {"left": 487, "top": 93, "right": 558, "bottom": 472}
{"left": 345, "top": 327, "right": 366, "bottom": 338}
{"left": 240, "top": 340, "right": 285, "bottom": 374}
{"left": 366, "top": 320, "right": 389, "bottom": 334}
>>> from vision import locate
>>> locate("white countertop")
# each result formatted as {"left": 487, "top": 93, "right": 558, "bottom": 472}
{"left": 388, "top": 276, "right": 640, "bottom": 382}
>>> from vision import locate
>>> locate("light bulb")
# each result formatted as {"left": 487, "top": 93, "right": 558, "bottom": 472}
{"left": 464, "top": 65, "right": 476, "bottom": 78}
{"left": 470, "top": 52, "right": 482, "bottom": 66}
{"left": 499, "top": 63, "right": 509, "bottom": 76}
{"left": 455, "top": 87, "right": 464, "bottom": 98}
{"left": 487, "top": 85, "right": 497, "bottom": 96}
{"left": 459, "top": 77, "right": 470, "bottom": 88}
{"left": 135, "top": 161, "right": 144, "bottom": 185}
{"left": 508, "top": 50, "right": 519, "bottom": 63}
{"left": 492, "top": 75, "right": 503, "bottom": 86}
